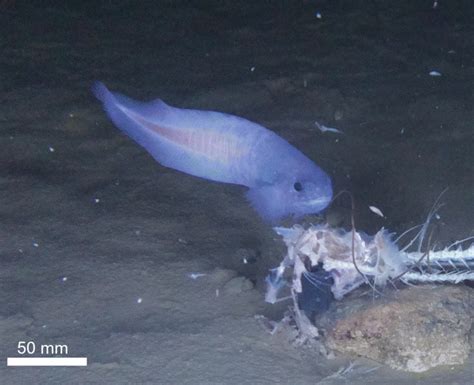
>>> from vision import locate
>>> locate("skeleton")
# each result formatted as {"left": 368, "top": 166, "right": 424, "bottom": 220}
{"left": 264, "top": 200, "right": 473, "bottom": 339}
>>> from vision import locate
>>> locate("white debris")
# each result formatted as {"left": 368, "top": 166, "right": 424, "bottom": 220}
{"left": 33, "top": 242, "right": 39, "bottom": 248}
{"left": 48, "top": 146, "right": 55, "bottom": 152}
{"left": 369, "top": 205, "right": 385, "bottom": 218}
{"left": 94, "top": 198, "right": 100, "bottom": 203}
{"left": 187, "top": 272, "right": 207, "bottom": 280}
{"left": 429, "top": 70, "right": 442, "bottom": 76}
{"left": 137, "top": 297, "right": 143, "bottom": 304}
{"left": 315, "top": 12, "right": 322, "bottom": 19}
{"left": 315, "top": 121, "right": 343, "bottom": 134}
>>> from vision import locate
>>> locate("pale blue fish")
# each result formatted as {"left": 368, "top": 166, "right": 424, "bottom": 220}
{"left": 92, "top": 82, "right": 332, "bottom": 222}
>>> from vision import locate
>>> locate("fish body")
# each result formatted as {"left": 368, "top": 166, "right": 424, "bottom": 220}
{"left": 93, "top": 82, "right": 332, "bottom": 222}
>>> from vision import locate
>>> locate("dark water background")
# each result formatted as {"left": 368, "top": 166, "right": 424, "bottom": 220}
{"left": 1, "top": 1, "right": 472, "bottom": 384}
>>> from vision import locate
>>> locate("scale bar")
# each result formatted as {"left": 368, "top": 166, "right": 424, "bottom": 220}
{"left": 7, "top": 357, "right": 87, "bottom": 367}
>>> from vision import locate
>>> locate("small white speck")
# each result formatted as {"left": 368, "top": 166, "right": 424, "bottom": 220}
{"left": 215, "top": 289, "right": 220, "bottom": 297}
{"left": 303, "top": 79, "right": 307, "bottom": 87}
{"left": 135, "top": 230, "right": 141, "bottom": 236}
{"left": 243, "top": 258, "right": 248, "bottom": 264}
{"left": 33, "top": 242, "right": 39, "bottom": 248}
{"left": 42, "top": 324, "right": 47, "bottom": 329}
{"left": 429, "top": 70, "right": 442, "bottom": 77}
{"left": 69, "top": 113, "right": 74, "bottom": 118}
{"left": 435, "top": 213, "right": 441, "bottom": 220}
{"left": 250, "top": 66, "right": 255, "bottom": 72}
{"left": 178, "top": 238, "right": 188, "bottom": 245}
{"left": 315, "top": 12, "right": 322, "bottom": 19}
{"left": 10, "top": 136, "right": 14, "bottom": 140}
{"left": 49, "top": 146, "right": 55, "bottom": 152}
{"left": 448, "top": 50, "right": 456, "bottom": 54}
{"left": 61, "top": 276, "right": 68, "bottom": 282}
{"left": 137, "top": 297, "right": 143, "bottom": 304}
{"left": 18, "top": 248, "right": 23, "bottom": 253}
{"left": 432, "top": 1, "right": 438, "bottom": 9}
{"left": 369, "top": 206, "right": 385, "bottom": 218}
{"left": 94, "top": 198, "right": 100, "bottom": 203}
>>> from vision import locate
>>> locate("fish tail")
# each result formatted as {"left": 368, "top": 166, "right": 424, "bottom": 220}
{"left": 92, "top": 81, "right": 155, "bottom": 149}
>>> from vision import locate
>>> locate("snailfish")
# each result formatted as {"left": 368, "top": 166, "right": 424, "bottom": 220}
{"left": 92, "top": 82, "right": 332, "bottom": 222}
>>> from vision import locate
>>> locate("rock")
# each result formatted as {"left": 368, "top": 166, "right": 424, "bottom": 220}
{"left": 316, "top": 285, "right": 472, "bottom": 372}
{"left": 208, "top": 268, "right": 238, "bottom": 283}
{"left": 207, "top": 268, "right": 254, "bottom": 295}
{"left": 222, "top": 276, "right": 254, "bottom": 295}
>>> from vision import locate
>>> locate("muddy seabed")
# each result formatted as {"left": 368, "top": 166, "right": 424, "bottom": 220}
{"left": 1, "top": 1, "right": 472, "bottom": 384}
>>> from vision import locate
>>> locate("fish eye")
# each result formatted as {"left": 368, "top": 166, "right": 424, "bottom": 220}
{"left": 293, "top": 182, "right": 303, "bottom": 192}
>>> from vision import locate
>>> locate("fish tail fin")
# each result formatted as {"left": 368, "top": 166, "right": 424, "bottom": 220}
{"left": 92, "top": 81, "right": 158, "bottom": 150}
{"left": 91, "top": 81, "right": 110, "bottom": 103}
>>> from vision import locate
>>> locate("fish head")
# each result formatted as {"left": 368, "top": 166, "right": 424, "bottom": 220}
{"left": 246, "top": 168, "right": 333, "bottom": 223}
{"left": 285, "top": 170, "right": 333, "bottom": 218}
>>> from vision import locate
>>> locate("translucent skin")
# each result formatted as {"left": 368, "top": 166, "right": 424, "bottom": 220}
{"left": 93, "top": 82, "right": 332, "bottom": 222}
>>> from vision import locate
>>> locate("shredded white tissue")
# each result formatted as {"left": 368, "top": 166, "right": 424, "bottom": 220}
{"left": 49, "top": 146, "right": 55, "bottom": 152}
{"left": 33, "top": 242, "right": 39, "bottom": 247}
{"left": 369, "top": 206, "right": 385, "bottom": 218}
{"left": 137, "top": 297, "right": 143, "bottom": 304}
{"left": 429, "top": 70, "right": 442, "bottom": 76}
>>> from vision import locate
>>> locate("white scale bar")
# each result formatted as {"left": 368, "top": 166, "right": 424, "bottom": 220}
{"left": 7, "top": 357, "right": 87, "bottom": 367}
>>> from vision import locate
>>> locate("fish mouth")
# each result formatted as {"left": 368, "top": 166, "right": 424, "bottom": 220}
{"left": 303, "top": 195, "right": 332, "bottom": 211}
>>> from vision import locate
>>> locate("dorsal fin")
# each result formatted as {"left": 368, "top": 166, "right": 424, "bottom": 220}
{"left": 92, "top": 81, "right": 171, "bottom": 119}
